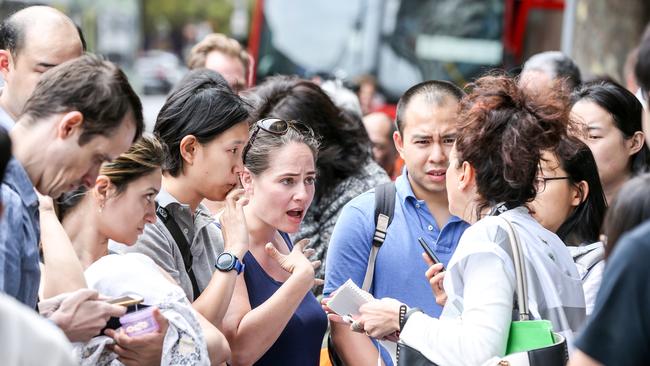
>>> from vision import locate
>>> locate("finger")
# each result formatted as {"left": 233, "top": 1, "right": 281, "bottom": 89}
{"left": 60, "top": 288, "right": 100, "bottom": 309}
{"left": 293, "top": 238, "right": 310, "bottom": 252}
{"left": 327, "top": 313, "right": 345, "bottom": 324}
{"left": 314, "top": 278, "right": 325, "bottom": 286}
{"left": 112, "top": 344, "right": 138, "bottom": 359}
{"left": 151, "top": 307, "right": 169, "bottom": 333}
{"left": 303, "top": 248, "right": 315, "bottom": 258}
{"left": 422, "top": 252, "right": 434, "bottom": 266}
{"left": 97, "top": 301, "right": 128, "bottom": 318}
{"left": 311, "top": 260, "right": 321, "bottom": 270}
{"left": 350, "top": 320, "right": 365, "bottom": 333}
{"left": 265, "top": 243, "right": 284, "bottom": 263}
{"left": 235, "top": 195, "right": 250, "bottom": 208}
{"left": 104, "top": 328, "right": 117, "bottom": 338}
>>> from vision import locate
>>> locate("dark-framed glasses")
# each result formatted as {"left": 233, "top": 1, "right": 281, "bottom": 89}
{"left": 242, "top": 118, "right": 314, "bottom": 164}
{"left": 535, "top": 176, "right": 571, "bottom": 193}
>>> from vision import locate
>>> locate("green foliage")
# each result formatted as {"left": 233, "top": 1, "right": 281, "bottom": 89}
{"left": 143, "top": 0, "right": 235, "bottom": 34}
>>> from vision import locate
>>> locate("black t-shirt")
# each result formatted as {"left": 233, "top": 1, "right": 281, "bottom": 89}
{"left": 574, "top": 220, "right": 650, "bottom": 365}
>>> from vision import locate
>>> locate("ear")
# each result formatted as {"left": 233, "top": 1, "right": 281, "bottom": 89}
{"left": 0, "top": 50, "right": 11, "bottom": 78}
{"left": 458, "top": 161, "right": 475, "bottom": 191}
{"left": 179, "top": 135, "right": 198, "bottom": 166}
{"left": 393, "top": 131, "right": 405, "bottom": 159}
{"left": 56, "top": 111, "right": 84, "bottom": 140}
{"left": 627, "top": 131, "right": 645, "bottom": 156}
{"left": 240, "top": 167, "right": 254, "bottom": 195}
{"left": 93, "top": 175, "right": 114, "bottom": 206}
{"left": 571, "top": 180, "right": 590, "bottom": 207}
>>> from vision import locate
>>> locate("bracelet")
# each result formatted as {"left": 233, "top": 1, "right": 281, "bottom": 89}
{"left": 398, "top": 304, "right": 408, "bottom": 331}
{"left": 401, "top": 307, "right": 422, "bottom": 331}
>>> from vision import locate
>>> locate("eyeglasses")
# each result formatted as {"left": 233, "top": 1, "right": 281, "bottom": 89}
{"left": 535, "top": 176, "right": 571, "bottom": 193}
{"left": 242, "top": 118, "right": 315, "bottom": 164}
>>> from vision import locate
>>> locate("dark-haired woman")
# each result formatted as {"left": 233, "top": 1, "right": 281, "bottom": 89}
{"left": 340, "top": 75, "right": 585, "bottom": 365}
{"left": 114, "top": 69, "right": 252, "bottom": 330}
{"left": 221, "top": 119, "right": 327, "bottom": 365}
{"left": 248, "top": 76, "right": 389, "bottom": 290}
{"left": 571, "top": 79, "right": 650, "bottom": 203}
{"left": 528, "top": 136, "right": 607, "bottom": 315}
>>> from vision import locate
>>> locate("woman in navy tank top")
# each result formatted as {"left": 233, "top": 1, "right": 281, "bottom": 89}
{"left": 222, "top": 118, "right": 327, "bottom": 365}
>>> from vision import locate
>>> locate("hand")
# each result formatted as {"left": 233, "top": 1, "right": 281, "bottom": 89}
{"left": 43, "top": 289, "right": 127, "bottom": 342}
{"left": 321, "top": 293, "right": 345, "bottom": 324}
{"left": 423, "top": 253, "right": 447, "bottom": 306}
{"left": 265, "top": 239, "right": 321, "bottom": 285}
{"left": 105, "top": 308, "right": 169, "bottom": 366}
{"left": 36, "top": 189, "right": 55, "bottom": 213}
{"left": 357, "top": 298, "right": 403, "bottom": 340}
{"left": 219, "top": 188, "right": 250, "bottom": 258}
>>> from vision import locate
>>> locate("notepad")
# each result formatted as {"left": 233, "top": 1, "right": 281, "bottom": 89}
{"left": 327, "top": 279, "right": 375, "bottom": 318}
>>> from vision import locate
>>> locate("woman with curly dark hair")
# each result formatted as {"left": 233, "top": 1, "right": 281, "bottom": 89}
{"left": 247, "top": 76, "right": 389, "bottom": 288}
{"left": 345, "top": 75, "right": 585, "bottom": 365}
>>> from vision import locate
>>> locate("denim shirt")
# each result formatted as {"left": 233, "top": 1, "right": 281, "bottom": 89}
{"left": 0, "top": 158, "right": 40, "bottom": 308}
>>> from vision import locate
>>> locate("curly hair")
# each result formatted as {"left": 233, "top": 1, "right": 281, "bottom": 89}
{"left": 455, "top": 74, "right": 570, "bottom": 219}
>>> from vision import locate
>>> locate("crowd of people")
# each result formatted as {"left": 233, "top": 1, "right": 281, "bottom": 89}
{"left": 1, "top": 4, "right": 650, "bottom": 366}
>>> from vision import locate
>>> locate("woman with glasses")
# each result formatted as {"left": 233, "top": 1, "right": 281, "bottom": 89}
{"left": 247, "top": 76, "right": 390, "bottom": 293}
{"left": 220, "top": 118, "right": 327, "bottom": 365}
{"left": 339, "top": 75, "right": 585, "bottom": 365}
{"left": 571, "top": 79, "right": 650, "bottom": 203}
{"left": 528, "top": 136, "right": 607, "bottom": 315}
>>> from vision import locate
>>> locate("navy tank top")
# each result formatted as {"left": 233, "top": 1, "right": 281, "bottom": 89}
{"left": 243, "top": 232, "right": 328, "bottom": 365}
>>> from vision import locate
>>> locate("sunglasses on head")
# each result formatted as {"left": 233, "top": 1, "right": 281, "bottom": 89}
{"left": 242, "top": 118, "right": 314, "bottom": 164}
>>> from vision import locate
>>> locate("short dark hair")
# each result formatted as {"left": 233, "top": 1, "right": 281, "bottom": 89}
{"left": 0, "top": 128, "right": 11, "bottom": 184}
{"left": 22, "top": 54, "right": 143, "bottom": 145}
{"left": 603, "top": 173, "right": 650, "bottom": 258}
{"left": 455, "top": 74, "right": 570, "bottom": 219}
{"left": 395, "top": 80, "right": 465, "bottom": 134}
{"left": 572, "top": 79, "right": 650, "bottom": 176}
{"left": 553, "top": 136, "right": 607, "bottom": 245}
{"left": 249, "top": 75, "right": 371, "bottom": 202}
{"left": 154, "top": 68, "right": 250, "bottom": 177}
{"left": 523, "top": 51, "right": 582, "bottom": 90}
{"left": 0, "top": 16, "right": 22, "bottom": 56}
{"left": 635, "top": 24, "right": 650, "bottom": 97}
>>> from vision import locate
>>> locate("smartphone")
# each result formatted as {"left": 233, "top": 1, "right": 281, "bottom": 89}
{"left": 106, "top": 295, "right": 144, "bottom": 307}
{"left": 418, "top": 237, "right": 444, "bottom": 271}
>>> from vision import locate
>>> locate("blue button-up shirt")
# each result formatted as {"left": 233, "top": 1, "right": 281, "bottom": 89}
{"left": 0, "top": 158, "right": 40, "bottom": 308}
{"left": 325, "top": 170, "right": 469, "bottom": 317}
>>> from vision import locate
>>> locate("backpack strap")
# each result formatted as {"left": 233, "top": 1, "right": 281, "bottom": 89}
{"left": 155, "top": 202, "right": 202, "bottom": 300}
{"left": 361, "top": 182, "right": 397, "bottom": 291}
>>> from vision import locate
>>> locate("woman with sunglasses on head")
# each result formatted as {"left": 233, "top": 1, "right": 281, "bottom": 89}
{"left": 528, "top": 136, "right": 607, "bottom": 316}
{"left": 220, "top": 118, "right": 327, "bottom": 366}
{"left": 344, "top": 75, "right": 585, "bottom": 365}
{"left": 113, "top": 69, "right": 252, "bottom": 331}
{"left": 247, "top": 76, "right": 389, "bottom": 292}
{"left": 571, "top": 79, "right": 650, "bottom": 203}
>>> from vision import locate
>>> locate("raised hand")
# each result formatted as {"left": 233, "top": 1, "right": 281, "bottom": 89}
{"left": 265, "top": 238, "right": 320, "bottom": 284}
{"left": 219, "top": 188, "right": 250, "bottom": 258}
{"left": 423, "top": 253, "right": 447, "bottom": 306}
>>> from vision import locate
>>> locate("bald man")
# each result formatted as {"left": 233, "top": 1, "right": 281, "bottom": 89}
{"left": 363, "top": 112, "right": 399, "bottom": 177}
{"left": 0, "top": 6, "right": 84, "bottom": 129}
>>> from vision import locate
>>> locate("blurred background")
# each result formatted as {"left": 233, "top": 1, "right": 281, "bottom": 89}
{"left": 1, "top": 0, "right": 648, "bottom": 127}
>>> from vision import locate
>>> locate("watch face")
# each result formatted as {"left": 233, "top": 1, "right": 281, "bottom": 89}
{"left": 217, "top": 253, "right": 235, "bottom": 269}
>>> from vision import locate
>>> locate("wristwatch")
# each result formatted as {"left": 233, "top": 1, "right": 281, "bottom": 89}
{"left": 215, "top": 252, "right": 245, "bottom": 274}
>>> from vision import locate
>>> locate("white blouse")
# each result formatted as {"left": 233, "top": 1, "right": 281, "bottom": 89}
{"left": 399, "top": 207, "right": 585, "bottom": 366}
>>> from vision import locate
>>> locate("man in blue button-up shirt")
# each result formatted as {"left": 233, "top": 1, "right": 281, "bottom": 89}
{"left": 325, "top": 80, "right": 470, "bottom": 366}
{"left": 0, "top": 53, "right": 143, "bottom": 309}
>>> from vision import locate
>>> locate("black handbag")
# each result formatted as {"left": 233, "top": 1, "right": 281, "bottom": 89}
{"left": 396, "top": 341, "right": 437, "bottom": 366}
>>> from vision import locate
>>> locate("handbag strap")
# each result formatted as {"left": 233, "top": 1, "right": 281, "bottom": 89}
{"left": 497, "top": 216, "right": 530, "bottom": 321}
{"left": 155, "top": 202, "right": 202, "bottom": 300}
{"left": 362, "top": 182, "right": 397, "bottom": 291}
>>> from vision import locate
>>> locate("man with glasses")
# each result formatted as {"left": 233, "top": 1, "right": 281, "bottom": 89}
{"left": 324, "top": 80, "right": 470, "bottom": 366}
